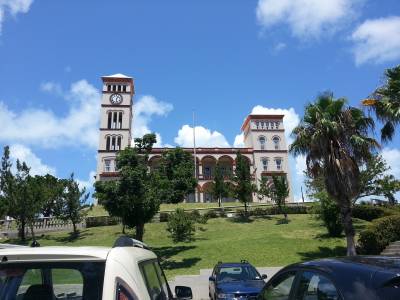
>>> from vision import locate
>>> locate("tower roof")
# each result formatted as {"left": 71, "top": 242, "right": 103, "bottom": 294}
{"left": 103, "top": 73, "right": 132, "bottom": 78}
{"left": 241, "top": 114, "right": 284, "bottom": 131}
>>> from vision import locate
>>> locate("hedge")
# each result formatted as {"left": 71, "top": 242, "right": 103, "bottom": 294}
{"left": 358, "top": 214, "right": 400, "bottom": 254}
{"left": 352, "top": 205, "right": 385, "bottom": 221}
{"left": 85, "top": 216, "right": 120, "bottom": 228}
{"left": 237, "top": 205, "right": 308, "bottom": 217}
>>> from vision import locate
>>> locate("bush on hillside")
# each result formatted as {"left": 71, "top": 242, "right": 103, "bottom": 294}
{"left": 358, "top": 215, "right": 400, "bottom": 254}
{"left": 166, "top": 208, "right": 196, "bottom": 242}
{"left": 188, "top": 210, "right": 208, "bottom": 224}
{"left": 352, "top": 205, "right": 385, "bottom": 221}
{"left": 85, "top": 216, "right": 120, "bottom": 228}
{"left": 312, "top": 193, "right": 343, "bottom": 237}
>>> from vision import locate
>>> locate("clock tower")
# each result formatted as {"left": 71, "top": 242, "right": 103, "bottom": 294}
{"left": 96, "top": 73, "right": 134, "bottom": 182}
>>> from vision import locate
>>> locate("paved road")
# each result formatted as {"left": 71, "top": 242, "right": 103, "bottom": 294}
{"left": 168, "top": 267, "right": 282, "bottom": 300}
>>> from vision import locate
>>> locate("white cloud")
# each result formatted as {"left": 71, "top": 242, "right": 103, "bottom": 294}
{"left": 76, "top": 170, "right": 96, "bottom": 191}
{"left": 9, "top": 144, "right": 56, "bottom": 176}
{"left": 40, "top": 81, "right": 63, "bottom": 96}
{"left": 256, "top": 0, "right": 359, "bottom": 39}
{"left": 132, "top": 95, "right": 173, "bottom": 147}
{"left": 251, "top": 105, "right": 300, "bottom": 144}
{"left": 0, "top": 79, "right": 100, "bottom": 149}
{"left": 174, "top": 125, "right": 230, "bottom": 147}
{"left": 351, "top": 16, "right": 400, "bottom": 65}
{"left": 233, "top": 133, "right": 245, "bottom": 148}
{"left": 382, "top": 148, "right": 400, "bottom": 178}
{"left": 0, "top": 0, "right": 33, "bottom": 34}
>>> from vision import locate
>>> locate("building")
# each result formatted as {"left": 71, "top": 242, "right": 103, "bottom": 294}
{"left": 96, "top": 74, "right": 293, "bottom": 203}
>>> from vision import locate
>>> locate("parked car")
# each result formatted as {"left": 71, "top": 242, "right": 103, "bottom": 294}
{"left": 0, "top": 236, "right": 192, "bottom": 300}
{"left": 258, "top": 256, "right": 400, "bottom": 300}
{"left": 209, "top": 261, "right": 268, "bottom": 300}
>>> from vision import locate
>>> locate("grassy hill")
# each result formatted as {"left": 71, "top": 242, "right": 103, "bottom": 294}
{"left": 2, "top": 214, "right": 369, "bottom": 278}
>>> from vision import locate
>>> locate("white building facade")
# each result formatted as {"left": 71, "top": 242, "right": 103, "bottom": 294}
{"left": 96, "top": 74, "right": 293, "bottom": 203}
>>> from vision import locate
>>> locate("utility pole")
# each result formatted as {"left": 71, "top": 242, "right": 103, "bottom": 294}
{"left": 193, "top": 111, "right": 198, "bottom": 202}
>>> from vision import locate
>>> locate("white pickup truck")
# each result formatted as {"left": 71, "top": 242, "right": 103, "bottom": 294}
{"left": 0, "top": 237, "right": 193, "bottom": 300}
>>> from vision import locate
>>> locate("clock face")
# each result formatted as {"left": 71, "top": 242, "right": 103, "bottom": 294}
{"left": 110, "top": 93, "right": 123, "bottom": 105}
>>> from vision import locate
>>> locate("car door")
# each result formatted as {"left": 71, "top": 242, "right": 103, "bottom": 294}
{"left": 259, "top": 270, "right": 298, "bottom": 300}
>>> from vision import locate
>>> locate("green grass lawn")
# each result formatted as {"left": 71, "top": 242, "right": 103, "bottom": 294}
{"left": 2, "top": 215, "right": 370, "bottom": 279}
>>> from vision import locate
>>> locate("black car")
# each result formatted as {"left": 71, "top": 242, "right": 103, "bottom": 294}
{"left": 209, "top": 261, "right": 268, "bottom": 300}
{"left": 259, "top": 256, "right": 400, "bottom": 300}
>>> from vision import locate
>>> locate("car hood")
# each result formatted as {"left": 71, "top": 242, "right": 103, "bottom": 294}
{"left": 217, "top": 280, "right": 265, "bottom": 294}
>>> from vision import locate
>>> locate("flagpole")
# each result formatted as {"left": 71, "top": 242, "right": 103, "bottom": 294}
{"left": 193, "top": 111, "right": 198, "bottom": 202}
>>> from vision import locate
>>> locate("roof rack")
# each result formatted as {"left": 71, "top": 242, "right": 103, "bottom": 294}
{"left": 241, "top": 259, "right": 249, "bottom": 264}
{"left": 113, "top": 236, "right": 151, "bottom": 250}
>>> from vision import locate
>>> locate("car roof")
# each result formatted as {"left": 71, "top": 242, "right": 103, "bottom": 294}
{"left": 295, "top": 256, "right": 400, "bottom": 273}
{"left": 217, "top": 262, "right": 253, "bottom": 268}
{"left": 0, "top": 245, "right": 158, "bottom": 263}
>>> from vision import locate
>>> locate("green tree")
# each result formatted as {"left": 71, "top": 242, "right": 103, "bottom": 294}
{"left": 0, "top": 147, "right": 42, "bottom": 241}
{"left": 94, "top": 133, "right": 160, "bottom": 241}
{"left": 356, "top": 154, "right": 400, "bottom": 204}
{"left": 290, "top": 93, "right": 379, "bottom": 256}
{"left": 211, "top": 162, "right": 230, "bottom": 207}
{"left": 38, "top": 174, "right": 64, "bottom": 217}
{"left": 258, "top": 176, "right": 289, "bottom": 220}
{"left": 364, "top": 65, "right": 400, "bottom": 141}
{"left": 232, "top": 152, "right": 254, "bottom": 215}
{"left": 55, "top": 174, "right": 89, "bottom": 235}
{"left": 156, "top": 148, "right": 197, "bottom": 204}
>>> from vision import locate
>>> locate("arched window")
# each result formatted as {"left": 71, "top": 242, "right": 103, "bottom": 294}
{"left": 107, "top": 111, "right": 123, "bottom": 129}
{"left": 259, "top": 136, "right": 266, "bottom": 150}
{"left": 106, "top": 136, "right": 111, "bottom": 150}
{"left": 275, "top": 158, "right": 283, "bottom": 170}
{"left": 273, "top": 136, "right": 280, "bottom": 150}
{"left": 261, "top": 158, "right": 268, "bottom": 171}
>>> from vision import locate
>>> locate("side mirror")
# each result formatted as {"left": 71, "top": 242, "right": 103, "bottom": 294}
{"left": 261, "top": 274, "right": 268, "bottom": 280}
{"left": 175, "top": 286, "right": 193, "bottom": 299}
{"left": 209, "top": 276, "right": 216, "bottom": 282}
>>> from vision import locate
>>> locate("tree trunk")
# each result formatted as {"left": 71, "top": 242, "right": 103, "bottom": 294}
{"left": 30, "top": 225, "right": 36, "bottom": 243}
{"left": 136, "top": 222, "right": 145, "bottom": 241}
{"left": 72, "top": 222, "right": 77, "bottom": 235}
{"left": 218, "top": 197, "right": 221, "bottom": 208}
{"left": 19, "top": 219, "right": 26, "bottom": 242}
{"left": 122, "top": 223, "right": 126, "bottom": 234}
{"left": 340, "top": 205, "right": 357, "bottom": 256}
{"left": 244, "top": 202, "right": 248, "bottom": 215}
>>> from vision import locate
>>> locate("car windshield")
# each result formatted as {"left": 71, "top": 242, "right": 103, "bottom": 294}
{"left": 217, "top": 265, "right": 261, "bottom": 282}
{"left": 0, "top": 261, "right": 105, "bottom": 300}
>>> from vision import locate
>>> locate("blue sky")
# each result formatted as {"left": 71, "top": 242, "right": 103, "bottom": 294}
{"left": 0, "top": 0, "right": 400, "bottom": 202}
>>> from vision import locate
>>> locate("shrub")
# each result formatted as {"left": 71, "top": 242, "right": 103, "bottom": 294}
{"left": 166, "top": 208, "right": 196, "bottom": 242}
{"left": 352, "top": 205, "right": 385, "bottom": 221}
{"left": 313, "top": 192, "right": 343, "bottom": 237}
{"left": 159, "top": 212, "right": 170, "bottom": 222}
{"left": 358, "top": 215, "right": 400, "bottom": 254}
{"left": 85, "top": 216, "right": 120, "bottom": 228}
{"left": 204, "top": 210, "right": 218, "bottom": 219}
{"left": 189, "top": 210, "right": 208, "bottom": 224}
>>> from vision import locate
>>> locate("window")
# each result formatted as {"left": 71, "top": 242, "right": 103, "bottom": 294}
{"left": 113, "top": 85, "right": 117, "bottom": 91}
{"left": 118, "top": 85, "right": 122, "bottom": 92}
{"left": 262, "top": 158, "right": 268, "bottom": 171}
{"left": 275, "top": 122, "right": 280, "bottom": 129}
{"left": 123, "top": 85, "right": 127, "bottom": 92}
{"left": 112, "top": 111, "right": 118, "bottom": 129}
{"left": 107, "top": 85, "right": 111, "bottom": 92}
{"left": 1, "top": 262, "right": 105, "bottom": 300}
{"left": 116, "top": 282, "right": 136, "bottom": 300}
{"left": 107, "top": 112, "right": 112, "bottom": 129}
{"left": 111, "top": 136, "right": 116, "bottom": 150}
{"left": 275, "top": 158, "right": 282, "bottom": 170}
{"left": 256, "top": 121, "right": 260, "bottom": 129}
{"left": 140, "top": 260, "right": 170, "bottom": 300}
{"left": 273, "top": 136, "right": 280, "bottom": 150}
{"left": 104, "top": 159, "right": 112, "bottom": 172}
{"left": 259, "top": 136, "right": 266, "bottom": 150}
{"left": 106, "top": 136, "right": 111, "bottom": 151}
{"left": 118, "top": 112, "right": 123, "bottom": 129}
{"left": 261, "top": 271, "right": 296, "bottom": 300}
{"left": 116, "top": 136, "right": 122, "bottom": 150}
{"left": 294, "top": 271, "right": 339, "bottom": 300}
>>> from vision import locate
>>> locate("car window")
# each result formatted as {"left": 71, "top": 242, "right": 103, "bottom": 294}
{"left": 261, "top": 271, "right": 296, "bottom": 300}
{"left": 294, "top": 271, "right": 340, "bottom": 300}
{"left": 140, "top": 260, "right": 169, "bottom": 300}
{"left": 217, "top": 266, "right": 261, "bottom": 282}
{"left": 52, "top": 269, "right": 83, "bottom": 298}
{"left": 0, "top": 261, "right": 105, "bottom": 300}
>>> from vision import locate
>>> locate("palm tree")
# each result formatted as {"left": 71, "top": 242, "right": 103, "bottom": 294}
{"left": 290, "top": 93, "right": 379, "bottom": 256}
{"left": 363, "top": 65, "right": 400, "bottom": 141}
